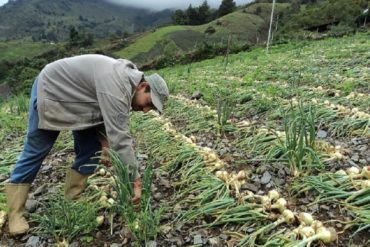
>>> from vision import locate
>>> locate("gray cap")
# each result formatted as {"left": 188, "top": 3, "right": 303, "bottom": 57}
{"left": 145, "top": 73, "right": 169, "bottom": 114}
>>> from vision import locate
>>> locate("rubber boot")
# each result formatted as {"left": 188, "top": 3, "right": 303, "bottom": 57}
{"left": 5, "top": 183, "right": 30, "bottom": 235}
{"left": 64, "top": 168, "right": 89, "bottom": 200}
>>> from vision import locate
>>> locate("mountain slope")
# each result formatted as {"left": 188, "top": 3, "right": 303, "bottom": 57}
{"left": 0, "top": 0, "right": 171, "bottom": 41}
{"left": 114, "top": 3, "right": 289, "bottom": 65}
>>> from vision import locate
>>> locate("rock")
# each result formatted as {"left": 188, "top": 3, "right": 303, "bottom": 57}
{"left": 219, "top": 234, "right": 228, "bottom": 240}
{"left": 41, "top": 165, "right": 52, "bottom": 172}
{"left": 242, "top": 183, "right": 259, "bottom": 193}
{"left": 146, "top": 241, "right": 157, "bottom": 247}
{"left": 191, "top": 91, "right": 203, "bottom": 100}
{"left": 25, "top": 236, "right": 40, "bottom": 247}
{"left": 110, "top": 244, "right": 122, "bottom": 247}
{"left": 246, "top": 227, "right": 255, "bottom": 233}
{"left": 359, "top": 159, "right": 367, "bottom": 165}
{"left": 33, "top": 184, "right": 48, "bottom": 196}
{"left": 137, "top": 153, "right": 148, "bottom": 160}
{"left": 193, "top": 234, "right": 203, "bottom": 245}
{"left": 208, "top": 237, "right": 221, "bottom": 247}
{"left": 260, "top": 171, "right": 272, "bottom": 185}
{"left": 351, "top": 154, "right": 359, "bottom": 162}
{"left": 153, "top": 192, "right": 162, "bottom": 200}
{"left": 69, "top": 242, "right": 79, "bottom": 247}
{"left": 96, "top": 231, "right": 103, "bottom": 239}
{"left": 317, "top": 130, "right": 327, "bottom": 138}
{"left": 25, "top": 200, "right": 38, "bottom": 213}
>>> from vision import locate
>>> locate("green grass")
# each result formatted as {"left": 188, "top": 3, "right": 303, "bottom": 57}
{"left": 114, "top": 26, "right": 188, "bottom": 59}
{"left": 0, "top": 40, "right": 54, "bottom": 61}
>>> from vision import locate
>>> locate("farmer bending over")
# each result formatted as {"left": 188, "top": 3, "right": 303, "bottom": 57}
{"left": 5, "top": 54, "right": 169, "bottom": 236}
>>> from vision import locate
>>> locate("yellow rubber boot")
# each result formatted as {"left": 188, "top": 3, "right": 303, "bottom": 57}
{"left": 5, "top": 183, "right": 30, "bottom": 235}
{"left": 64, "top": 168, "right": 89, "bottom": 200}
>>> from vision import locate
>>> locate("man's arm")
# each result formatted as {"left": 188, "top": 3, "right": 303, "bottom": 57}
{"left": 96, "top": 92, "right": 141, "bottom": 202}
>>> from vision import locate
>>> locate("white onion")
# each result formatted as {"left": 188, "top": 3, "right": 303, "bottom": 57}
{"left": 236, "top": 170, "right": 247, "bottom": 180}
{"left": 299, "top": 226, "right": 315, "bottom": 238}
{"left": 311, "top": 220, "right": 324, "bottom": 231}
{"left": 361, "top": 180, "right": 370, "bottom": 189}
{"left": 316, "top": 227, "right": 337, "bottom": 243}
{"left": 282, "top": 209, "right": 295, "bottom": 224}
{"left": 96, "top": 215, "right": 104, "bottom": 226}
{"left": 347, "top": 166, "right": 360, "bottom": 175}
{"left": 335, "top": 169, "right": 347, "bottom": 176}
{"left": 298, "top": 212, "right": 314, "bottom": 226}
{"left": 268, "top": 190, "right": 280, "bottom": 201}
{"left": 271, "top": 198, "right": 287, "bottom": 213}
{"left": 361, "top": 166, "right": 370, "bottom": 179}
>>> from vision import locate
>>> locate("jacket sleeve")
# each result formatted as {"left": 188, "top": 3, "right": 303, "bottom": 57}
{"left": 96, "top": 91, "right": 139, "bottom": 179}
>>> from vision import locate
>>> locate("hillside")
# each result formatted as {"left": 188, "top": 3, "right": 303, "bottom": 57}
{"left": 114, "top": 3, "right": 289, "bottom": 65}
{"left": 0, "top": 0, "right": 171, "bottom": 41}
{"left": 1, "top": 31, "right": 369, "bottom": 246}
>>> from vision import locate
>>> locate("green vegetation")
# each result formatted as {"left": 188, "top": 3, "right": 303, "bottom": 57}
{"left": 0, "top": 41, "right": 54, "bottom": 62}
{"left": 32, "top": 196, "right": 99, "bottom": 243}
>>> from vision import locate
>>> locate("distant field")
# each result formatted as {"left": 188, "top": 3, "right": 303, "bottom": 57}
{"left": 0, "top": 40, "right": 54, "bottom": 61}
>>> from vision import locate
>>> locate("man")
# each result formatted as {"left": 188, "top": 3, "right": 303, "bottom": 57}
{"left": 5, "top": 54, "right": 169, "bottom": 235}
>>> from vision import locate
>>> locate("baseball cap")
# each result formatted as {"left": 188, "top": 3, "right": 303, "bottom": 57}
{"left": 144, "top": 73, "right": 169, "bottom": 114}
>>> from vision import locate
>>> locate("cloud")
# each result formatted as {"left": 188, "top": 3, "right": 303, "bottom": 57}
{"left": 105, "top": 0, "right": 253, "bottom": 11}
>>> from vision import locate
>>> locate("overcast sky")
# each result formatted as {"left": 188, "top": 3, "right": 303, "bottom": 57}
{"left": 0, "top": 0, "right": 254, "bottom": 10}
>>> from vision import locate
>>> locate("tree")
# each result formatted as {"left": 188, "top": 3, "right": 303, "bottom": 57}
{"left": 218, "top": 0, "right": 236, "bottom": 17}
{"left": 198, "top": 0, "right": 211, "bottom": 23}
{"left": 186, "top": 4, "right": 198, "bottom": 25}
{"left": 171, "top": 9, "right": 187, "bottom": 25}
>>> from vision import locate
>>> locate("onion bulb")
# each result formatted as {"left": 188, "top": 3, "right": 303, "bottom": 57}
{"left": 282, "top": 209, "right": 295, "bottom": 224}
{"left": 315, "top": 227, "right": 337, "bottom": 243}
{"left": 335, "top": 169, "right": 347, "bottom": 176}
{"left": 311, "top": 220, "right": 324, "bottom": 231}
{"left": 260, "top": 195, "right": 271, "bottom": 207}
{"left": 361, "top": 180, "right": 370, "bottom": 189}
{"left": 361, "top": 166, "right": 370, "bottom": 179}
{"left": 271, "top": 198, "right": 287, "bottom": 213}
{"left": 236, "top": 170, "right": 247, "bottom": 180}
{"left": 346, "top": 166, "right": 360, "bottom": 176}
{"left": 267, "top": 190, "right": 280, "bottom": 201}
{"left": 299, "top": 226, "right": 315, "bottom": 238}
{"left": 298, "top": 212, "right": 314, "bottom": 226}
{"left": 96, "top": 215, "right": 104, "bottom": 226}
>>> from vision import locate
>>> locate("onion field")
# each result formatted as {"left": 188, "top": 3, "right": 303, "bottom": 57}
{"left": 0, "top": 32, "right": 369, "bottom": 246}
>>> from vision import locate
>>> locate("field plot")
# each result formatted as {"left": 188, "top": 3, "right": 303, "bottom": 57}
{"left": 0, "top": 32, "right": 369, "bottom": 246}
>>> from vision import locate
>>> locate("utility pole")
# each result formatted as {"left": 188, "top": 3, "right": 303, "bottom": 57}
{"left": 266, "top": 0, "right": 276, "bottom": 54}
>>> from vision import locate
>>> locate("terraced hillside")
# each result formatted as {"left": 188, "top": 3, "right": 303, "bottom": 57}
{"left": 114, "top": 3, "right": 289, "bottom": 66}
{"left": 0, "top": 32, "right": 369, "bottom": 246}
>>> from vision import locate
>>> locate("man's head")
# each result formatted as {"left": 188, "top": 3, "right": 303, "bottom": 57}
{"left": 131, "top": 73, "right": 169, "bottom": 114}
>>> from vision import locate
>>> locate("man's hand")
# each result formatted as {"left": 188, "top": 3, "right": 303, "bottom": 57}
{"left": 132, "top": 178, "right": 142, "bottom": 205}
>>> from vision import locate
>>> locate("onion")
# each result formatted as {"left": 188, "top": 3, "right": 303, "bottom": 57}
{"left": 108, "top": 198, "right": 115, "bottom": 205}
{"left": 298, "top": 212, "right": 314, "bottom": 226}
{"left": 260, "top": 195, "right": 271, "bottom": 207}
{"left": 214, "top": 161, "right": 224, "bottom": 169}
{"left": 236, "top": 170, "right": 247, "bottom": 180}
{"left": 271, "top": 198, "right": 287, "bottom": 213}
{"left": 361, "top": 166, "right": 370, "bottom": 179}
{"left": 346, "top": 166, "right": 360, "bottom": 176}
{"left": 361, "top": 180, "right": 370, "bottom": 189}
{"left": 215, "top": 171, "right": 223, "bottom": 178}
{"left": 282, "top": 209, "right": 295, "bottom": 224}
{"left": 299, "top": 226, "right": 315, "bottom": 238}
{"left": 267, "top": 190, "right": 280, "bottom": 201}
{"left": 315, "top": 227, "right": 337, "bottom": 243}
{"left": 311, "top": 220, "right": 324, "bottom": 231}
{"left": 99, "top": 168, "right": 106, "bottom": 176}
{"left": 333, "top": 152, "right": 343, "bottom": 160}
{"left": 335, "top": 169, "right": 347, "bottom": 176}
{"left": 96, "top": 215, "right": 104, "bottom": 226}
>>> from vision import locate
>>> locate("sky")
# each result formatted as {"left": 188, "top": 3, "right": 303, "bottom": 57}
{"left": 0, "top": 0, "right": 254, "bottom": 10}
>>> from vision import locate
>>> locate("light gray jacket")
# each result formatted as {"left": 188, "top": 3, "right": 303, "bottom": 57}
{"left": 37, "top": 54, "right": 143, "bottom": 178}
